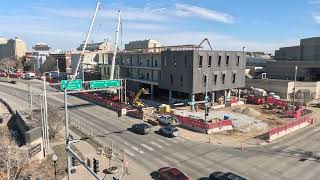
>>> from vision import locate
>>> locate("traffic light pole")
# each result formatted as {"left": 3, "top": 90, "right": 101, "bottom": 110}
{"left": 64, "top": 86, "right": 103, "bottom": 180}
{"left": 64, "top": 89, "right": 72, "bottom": 180}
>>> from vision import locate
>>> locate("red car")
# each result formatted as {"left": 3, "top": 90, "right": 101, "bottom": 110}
{"left": 158, "top": 167, "right": 190, "bottom": 180}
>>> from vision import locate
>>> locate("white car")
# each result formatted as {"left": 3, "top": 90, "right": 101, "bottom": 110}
{"left": 158, "top": 115, "right": 174, "bottom": 125}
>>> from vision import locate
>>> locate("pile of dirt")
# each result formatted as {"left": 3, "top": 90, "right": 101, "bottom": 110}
{"left": 232, "top": 107, "right": 261, "bottom": 117}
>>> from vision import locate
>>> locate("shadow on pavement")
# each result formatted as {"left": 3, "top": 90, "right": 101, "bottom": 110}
{"left": 198, "top": 178, "right": 209, "bottom": 180}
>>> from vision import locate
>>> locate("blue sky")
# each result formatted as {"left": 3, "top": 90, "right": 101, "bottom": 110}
{"left": 1, "top": 0, "right": 320, "bottom": 53}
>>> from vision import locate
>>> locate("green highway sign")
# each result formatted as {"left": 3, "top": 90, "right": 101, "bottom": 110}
{"left": 90, "top": 80, "right": 120, "bottom": 89}
{"left": 60, "top": 79, "right": 83, "bottom": 91}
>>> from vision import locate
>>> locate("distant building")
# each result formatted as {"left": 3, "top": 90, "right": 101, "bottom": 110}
{"left": 266, "top": 37, "right": 320, "bottom": 81}
{"left": 274, "top": 37, "right": 320, "bottom": 61}
{"left": 0, "top": 37, "right": 27, "bottom": 59}
{"left": 33, "top": 43, "right": 51, "bottom": 69}
{"left": 77, "top": 40, "right": 112, "bottom": 52}
{"left": 49, "top": 52, "right": 72, "bottom": 73}
{"left": 125, "top": 39, "right": 161, "bottom": 52}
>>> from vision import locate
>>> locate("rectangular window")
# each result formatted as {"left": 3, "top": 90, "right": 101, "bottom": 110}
{"left": 232, "top": 73, "right": 236, "bottom": 83}
{"left": 203, "top": 75, "right": 207, "bottom": 87}
{"left": 221, "top": 74, "right": 225, "bottom": 84}
{"left": 237, "top": 56, "right": 240, "bottom": 66}
{"left": 147, "top": 59, "right": 150, "bottom": 67}
{"left": 147, "top": 73, "right": 150, "bottom": 80}
{"left": 180, "top": 75, "right": 183, "bottom": 86}
{"left": 184, "top": 56, "right": 187, "bottom": 67}
{"left": 155, "top": 60, "right": 158, "bottom": 67}
{"left": 174, "top": 55, "right": 176, "bottom": 67}
{"left": 218, "top": 56, "right": 222, "bottom": 66}
{"left": 226, "top": 56, "right": 230, "bottom": 66}
{"left": 104, "top": 67, "right": 107, "bottom": 75}
{"left": 170, "top": 74, "right": 173, "bottom": 85}
{"left": 214, "top": 74, "right": 217, "bottom": 85}
{"left": 199, "top": 56, "right": 203, "bottom": 68}
{"left": 107, "top": 67, "right": 110, "bottom": 76}
{"left": 208, "top": 56, "right": 212, "bottom": 67}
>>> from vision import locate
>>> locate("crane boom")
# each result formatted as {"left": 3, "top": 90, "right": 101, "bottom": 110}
{"left": 198, "top": 38, "right": 213, "bottom": 51}
{"left": 110, "top": 10, "right": 121, "bottom": 80}
{"left": 73, "top": 2, "right": 100, "bottom": 80}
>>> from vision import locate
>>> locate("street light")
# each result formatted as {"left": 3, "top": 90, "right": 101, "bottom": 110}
{"left": 52, "top": 154, "right": 58, "bottom": 180}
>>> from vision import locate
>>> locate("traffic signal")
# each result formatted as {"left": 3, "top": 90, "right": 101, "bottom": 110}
{"left": 93, "top": 158, "right": 99, "bottom": 173}
{"left": 72, "top": 156, "right": 76, "bottom": 166}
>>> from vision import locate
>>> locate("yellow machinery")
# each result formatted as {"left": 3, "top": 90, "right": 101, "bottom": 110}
{"left": 133, "top": 88, "right": 149, "bottom": 108}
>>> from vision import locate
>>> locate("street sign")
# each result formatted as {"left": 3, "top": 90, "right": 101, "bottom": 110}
{"left": 89, "top": 80, "right": 120, "bottom": 89}
{"left": 60, "top": 79, "right": 83, "bottom": 91}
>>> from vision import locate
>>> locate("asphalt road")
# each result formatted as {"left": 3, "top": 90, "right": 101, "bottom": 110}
{"left": 1, "top": 79, "right": 320, "bottom": 180}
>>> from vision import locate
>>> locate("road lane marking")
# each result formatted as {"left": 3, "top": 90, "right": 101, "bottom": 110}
{"left": 157, "top": 139, "right": 171, "bottom": 146}
{"left": 123, "top": 149, "right": 135, "bottom": 157}
{"left": 271, "top": 145, "right": 280, "bottom": 149}
{"left": 175, "top": 137, "right": 185, "bottom": 142}
{"left": 141, "top": 144, "right": 154, "bottom": 151}
{"left": 151, "top": 141, "right": 163, "bottom": 148}
{"left": 131, "top": 146, "right": 144, "bottom": 154}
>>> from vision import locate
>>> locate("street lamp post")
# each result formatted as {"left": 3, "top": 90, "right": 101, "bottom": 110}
{"left": 56, "top": 59, "right": 59, "bottom": 78}
{"left": 52, "top": 154, "right": 58, "bottom": 180}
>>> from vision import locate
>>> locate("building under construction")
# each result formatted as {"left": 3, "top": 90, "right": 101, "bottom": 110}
{"left": 100, "top": 39, "right": 246, "bottom": 107}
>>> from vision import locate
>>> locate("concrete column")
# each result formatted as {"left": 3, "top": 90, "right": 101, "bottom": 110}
{"left": 169, "top": 90, "right": 173, "bottom": 105}
{"left": 224, "top": 90, "right": 227, "bottom": 104}
{"left": 151, "top": 85, "right": 154, "bottom": 100}
{"left": 190, "top": 94, "right": 195, "bottom": 111}
{"left": 238, "top": 89, "right": 241, "bottom": 99}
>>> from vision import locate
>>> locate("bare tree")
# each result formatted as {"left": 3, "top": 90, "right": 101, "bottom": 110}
{"left": 0, "top": 58, "right": 16, "bottom": 69}
{"left": 47, "top": 110, "right": 64, "bottom": 139}
{"left": 0, "top": 133, "right": 30, "bottom": 180}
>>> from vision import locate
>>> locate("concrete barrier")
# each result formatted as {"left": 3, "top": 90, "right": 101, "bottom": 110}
{"left": 175, "top": 115, "right": 233, "bottom": 134}
{"left": 268, "top": 114, "right": 314, "bottom": 142}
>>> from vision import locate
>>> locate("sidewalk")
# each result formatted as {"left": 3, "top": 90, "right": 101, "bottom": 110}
{"left": 62, "top": 129, "right": 150, "bottom": 180}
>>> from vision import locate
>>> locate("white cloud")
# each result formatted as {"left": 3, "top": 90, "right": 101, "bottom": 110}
{"left": 175, "top": 3, "right": 234, "bottom": 24}
{"left": 313, "top": 15, "right": 320, "bottom": 24}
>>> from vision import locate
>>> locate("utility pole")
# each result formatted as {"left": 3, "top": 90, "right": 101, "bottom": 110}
{"left": 110, "top": 10, "right": 121, "bottom": 80}
{"left": 293, "top": 66, "right": 298, "bottom": 105}
{"left": 204, "top": 73, "right": 209, "bottom": 133}
{"left": 43, "top": 74, "right": 50, "bottom": 153}
{"left": 29, "top": 85, "right": 33, "bottom": 117}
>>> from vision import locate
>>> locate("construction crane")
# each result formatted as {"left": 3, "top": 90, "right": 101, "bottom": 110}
{"left": 198, "top": 38, "right": 213, "bottom": 51}
{"left": 133, "top": 88, "right": 149, "bottom": 108}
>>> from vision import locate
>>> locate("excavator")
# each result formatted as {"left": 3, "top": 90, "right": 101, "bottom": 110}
{"left": 133, "top": 88, "right": 149, "bottom": 108}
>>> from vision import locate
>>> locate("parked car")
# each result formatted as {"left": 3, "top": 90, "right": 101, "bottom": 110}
{"left": 158, "top": 115, "right": 174, "bottom": 125}
{"left": 158, "top": 167, "right": 190, "bottom": 180}
{"left": 131, "top": 123, "right": 151, "bottom": 135}
{"left": 159, "top": 125, "right": 179, "bottom": 137}
{"left": 209, "top": 172, "right": 247, "bottom": 180}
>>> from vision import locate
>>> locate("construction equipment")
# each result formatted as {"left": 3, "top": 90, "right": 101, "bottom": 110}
{"left": 133, "top": 88, "right": 149, "bottom": 108}
{"left": 198, "top": 38, "right": 213, "bottom": 51}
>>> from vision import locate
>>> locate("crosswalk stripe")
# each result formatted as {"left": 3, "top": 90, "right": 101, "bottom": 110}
{"left": 157, "top": 139, "right": 171, "bottom": 146}
{"left": 175, "top": 137, "right": 185, "bottom": 141}
{"left": 271, "top": 145, "right": 280, "bottom": 149}
{"left": 123, "top": 149, "right": 135, "bottom": 157}
{"left": 141, "top": 144, "right": 154, "bottom": 151}
{"left": 166, "top": 138, "right": 178, "bottom": 143}
{"left": 131, "top": 146, "right": 144, "bottom": 154}
{"left": 151, "top": 141, "right": 163, "bottom": 148}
